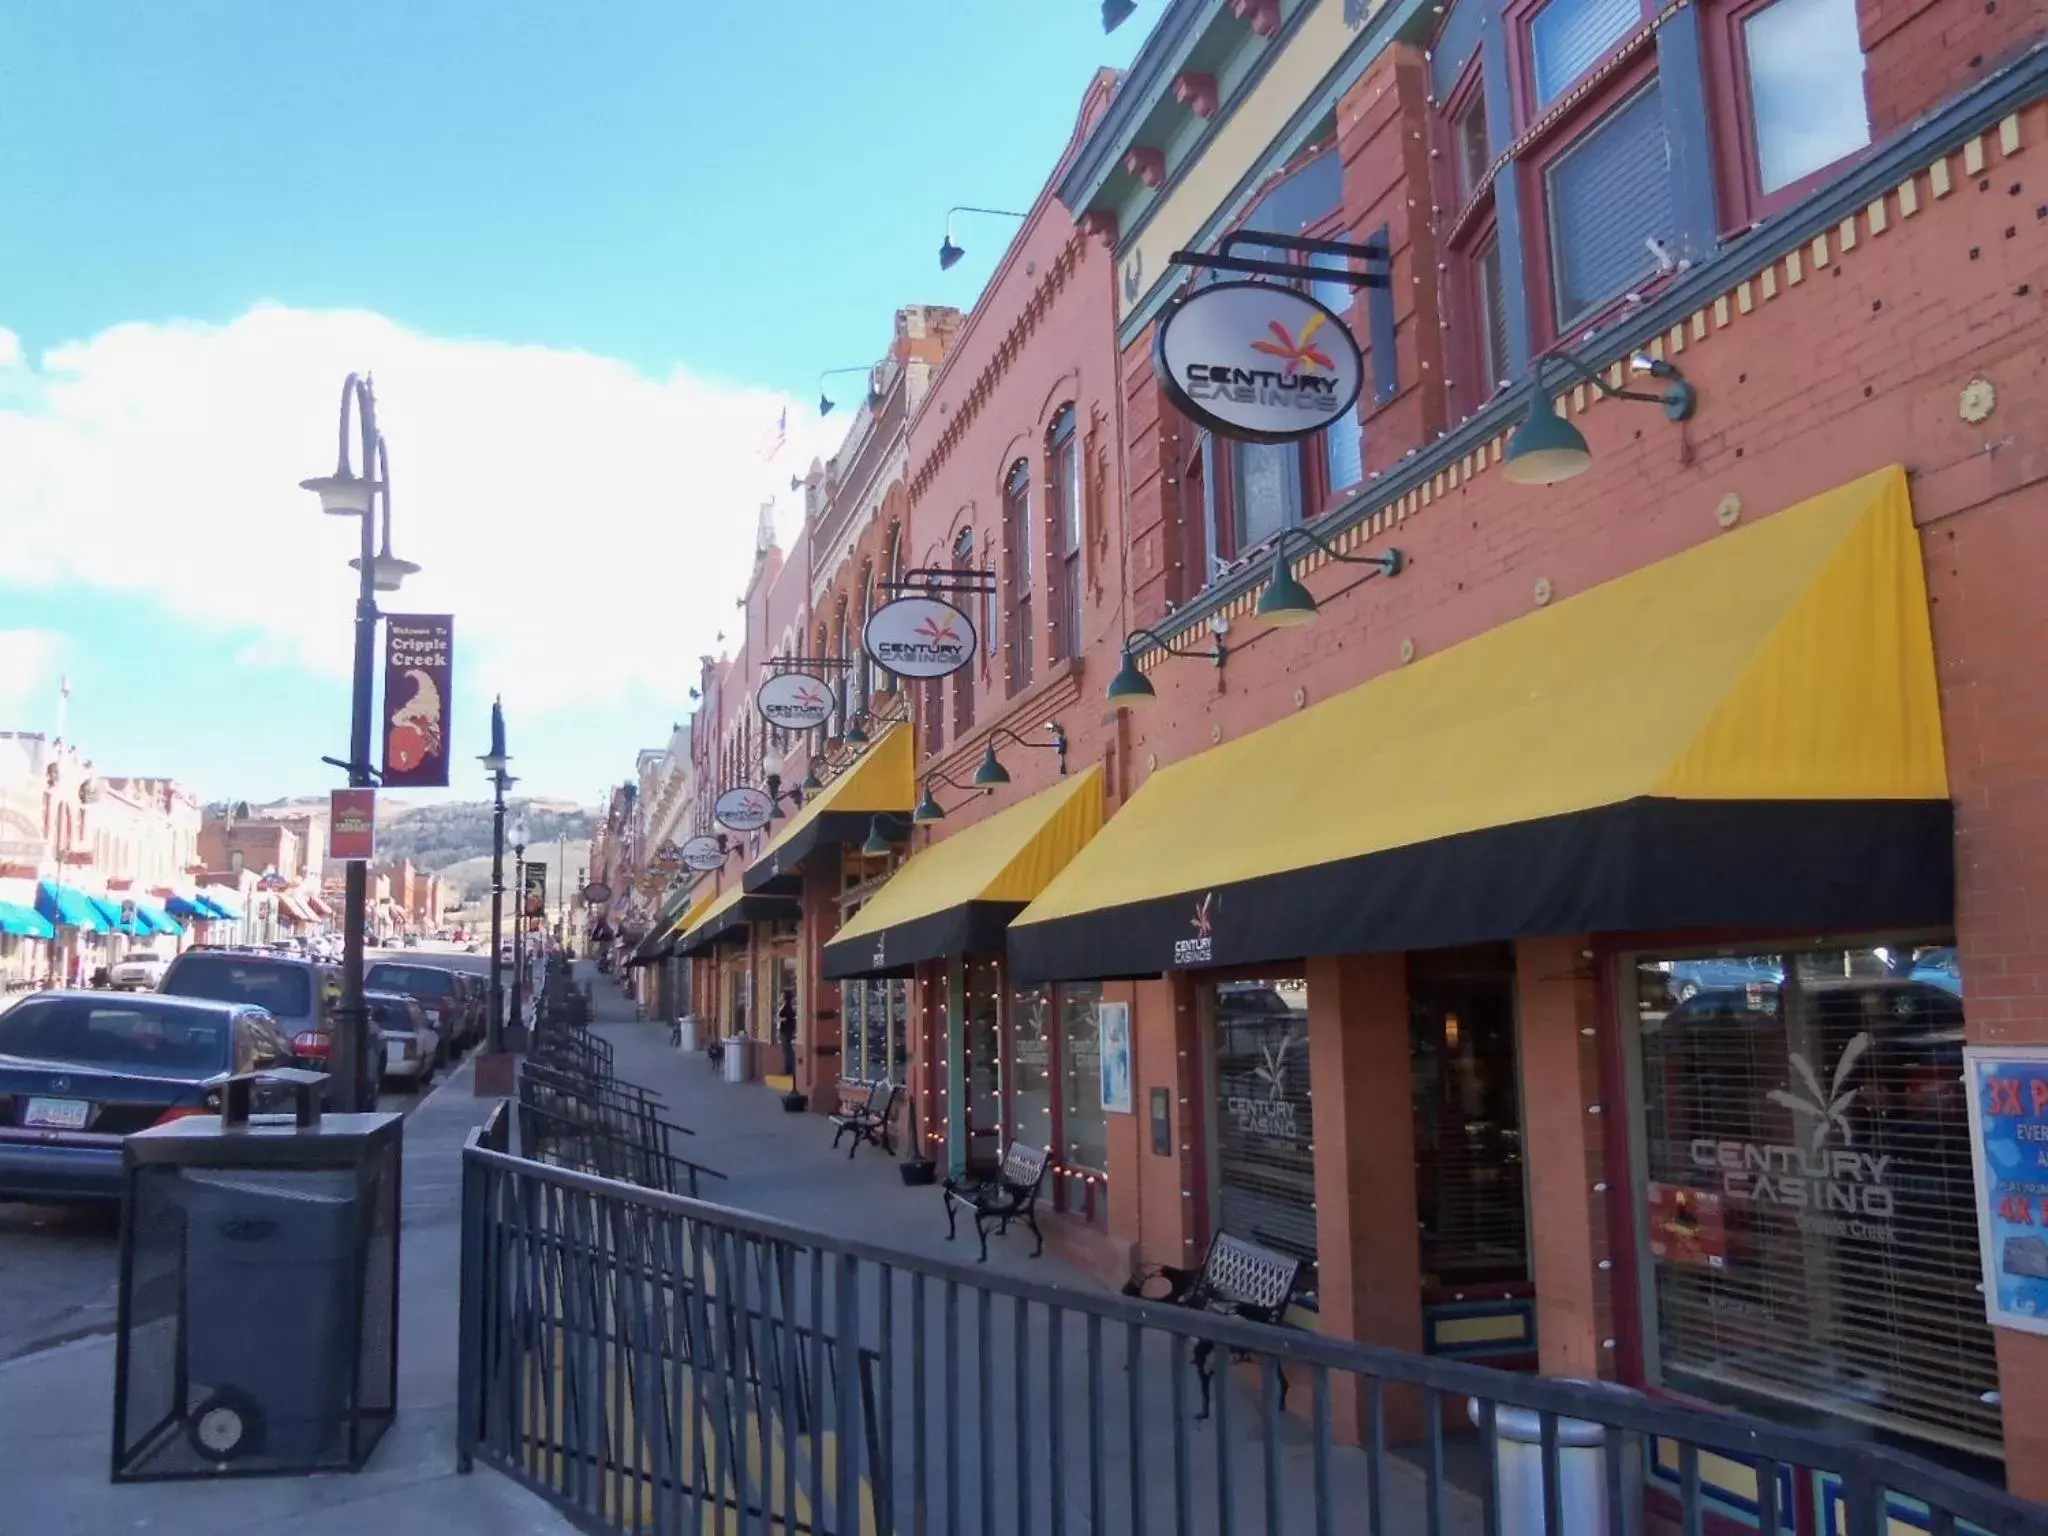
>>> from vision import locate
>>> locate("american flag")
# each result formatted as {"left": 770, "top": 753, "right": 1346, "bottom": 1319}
{"left": 756, "top": 406, "right": 787, "bottom": 462}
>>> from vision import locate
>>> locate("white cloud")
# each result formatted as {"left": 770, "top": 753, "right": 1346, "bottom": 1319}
{"left": 0, "top": 629, "right": 64, "bottom": 718}
{"left": 0, "top": 305, "right": 845, "bottom": 723}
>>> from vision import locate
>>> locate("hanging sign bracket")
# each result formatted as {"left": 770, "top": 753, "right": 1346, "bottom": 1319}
{"left": 1167, "top": 231, "right": 1389, "bottom": 290}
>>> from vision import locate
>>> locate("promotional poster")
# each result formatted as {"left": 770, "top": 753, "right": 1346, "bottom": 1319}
{"left": 329, "top": 788, "right": 377, "bottom": 862}
{"left": 522, "top": 862, "right": 549, "bottom": 921}
{"left": 381, "top": 614, "right": 454, "bottom": 788}
{"left": 1964, "top": 1046, "right": 2048, "bottom": 1335}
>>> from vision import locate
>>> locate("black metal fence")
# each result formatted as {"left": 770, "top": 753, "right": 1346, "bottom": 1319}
{"left": 457, "top": 1103, "right": 2046, "bottom": 1536}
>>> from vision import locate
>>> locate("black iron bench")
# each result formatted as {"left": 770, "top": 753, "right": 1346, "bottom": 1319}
{"left": 828, "top": 1079, "right": 899, "bottom": 1158}
{"left": 942, "top": 1141, "right": 1049, "bottom": 1262}
{"left": 1125, "top": 1231, "right": 1303, "bottom": 1419}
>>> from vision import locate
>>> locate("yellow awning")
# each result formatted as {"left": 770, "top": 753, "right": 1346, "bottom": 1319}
{"left": 745, "top": 723, "right": 916, "bottom": 892}
{"left": 674, "top": 879, "right": 797, "bottom": 956}
{"left": 823, "top": 767, "right": 1103, "bottom": 979}
{"left": 666, "top": 885, "right": 718, "bottom": 941}
{"left": 1010, "top": 465, "right": 1952, "bottom": 981}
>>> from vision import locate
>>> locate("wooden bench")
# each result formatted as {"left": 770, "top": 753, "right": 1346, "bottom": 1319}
{"left": 1125, "top": 1231, "right": 1303, "bottom": 1419}
{"left": 942, "top": 1141, "right": 1049, "bottom": 1262}
{"left": 828, "top": 1079, "right": 899, "bottom": 1159}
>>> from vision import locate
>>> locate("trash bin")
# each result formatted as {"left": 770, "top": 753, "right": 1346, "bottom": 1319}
{"left": 1469, "top": 1394, "right": 1630, "bottom": 1536}
{"left": 112, "top": 1070, "right": 402, "bottom": 1481}
{"left": 722, "top": 1034, "right": 754, "bottom": 1083}
{"left": 676, "top": 1015, "right": 702, "bottom": 1053}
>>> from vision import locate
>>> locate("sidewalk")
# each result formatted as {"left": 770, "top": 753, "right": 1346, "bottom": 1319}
{"left": 0, "top": 1059, "right": 576, "bottom": 1536}
{"left": 584, "top": 975, "right": 1104, "bottom": 1290}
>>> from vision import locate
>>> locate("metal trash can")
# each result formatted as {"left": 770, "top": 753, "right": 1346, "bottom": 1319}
{"left": 1469, "top": 1394, "right": 1629, "bottom": 1536}
{"left": 722, "top": 1034, "right": 754, "bottom": 1083}
{"left": 113, "top": 1069, "right": 402, "bottom": 1480}
{"left": 676, "top": 1016, "right": 702, "bottom": 1053}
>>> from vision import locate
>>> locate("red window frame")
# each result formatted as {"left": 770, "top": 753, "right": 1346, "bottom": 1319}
{"left": 1046, "top": 407, "right": 1082, "bottom": 663}
{"left": 1435, "top": 52, "right": 1507, "bottom": 423}
{"left": 1002, "top": 459, "right": 1034, "bottom": 696}
{"left": 950, "top": 529, "right": 977, "bottom": 737}
{"left": 1699, "top": 0, "right": 1872, "bottom": 233}
{"left": 1512, "top": 41, "right": 1664, "bottom": 351}
{"left": 1507, "top": 0, "right": 1656, "bottom": 128}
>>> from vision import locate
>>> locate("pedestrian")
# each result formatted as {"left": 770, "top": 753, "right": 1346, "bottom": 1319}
{"left": 777, "top": 987, "right": 798, "bottom": 1079}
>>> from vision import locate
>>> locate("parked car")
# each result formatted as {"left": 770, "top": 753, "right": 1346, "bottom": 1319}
{"left": 366, "top": 990, "right": 439, "bottom": 1088}
{"left": 362, "top": 961, "right": 468, "bottom": 1063}
{"left": 159, "top": 950, "right": 379, "bottom": 1103}
{"left": 0, "top": 992, "right": 299, "bottom": 1202}
{"left": 109, "top": 949, "right": 170, "bottom": 992}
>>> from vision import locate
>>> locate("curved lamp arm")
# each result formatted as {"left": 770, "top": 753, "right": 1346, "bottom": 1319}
{"left": 1271, "top": 525, "right": 1405, "bottom": 575}
{"left": 1125, "top": 624, "right": 1226, "bottom": 666}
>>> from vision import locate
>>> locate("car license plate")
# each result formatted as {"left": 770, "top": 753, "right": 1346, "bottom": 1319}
{"left": 23, "top": 1097, "right": 89, "bottom": 1130}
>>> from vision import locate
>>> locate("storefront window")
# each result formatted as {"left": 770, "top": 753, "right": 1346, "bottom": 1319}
{"left": 1210, "top": 978, "right": 1316, "bottom": 1289}
{"left": 1060, "top": 983, "right": 1108, "bottom": 1181}
{"left": 887, "top": 977, "right": 908, "bottom": 1084}
{"left": 727, "top": 964, "right": 750, "bottom": 1039}
{"left": 1634, "top": 941, "right": 1997, "bottom": 1459}
{"left": 1011, "top": 983, "right": 1054, "bottom": 1144}
{"left": 844, "top": 981, "right": 867, "bottom": 1079}
{"left": 966, "top": 959, "right": 1003, "bottom": 1163}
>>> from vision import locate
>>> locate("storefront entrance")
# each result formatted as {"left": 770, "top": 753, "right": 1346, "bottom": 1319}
{"left": 1408, "top": 944, "right": 1534, "bottom": 1366}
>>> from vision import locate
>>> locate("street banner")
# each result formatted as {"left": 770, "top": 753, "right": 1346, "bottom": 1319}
{"left": 523, "top": 862, "right": 549, "bottom": 920}
{"left": 381, "top": 614, "right": 454, "bottom": 788}
{"left": 330, "top": 789, "right": 376, "bottom": 862}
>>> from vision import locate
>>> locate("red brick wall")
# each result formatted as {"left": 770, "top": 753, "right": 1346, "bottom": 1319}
{"left": 1861, "top": 0, "right": 2045, "bottom": 138}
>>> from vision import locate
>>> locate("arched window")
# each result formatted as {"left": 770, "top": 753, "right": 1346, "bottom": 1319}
{"left": 858, "top": 569, "right": 875, "bottom": 718}
{"left": 1046, "top": 407, "right": 1082, "bottom": 662}
{"left": 1002, "top": 459, "right": 1034, "bottom": 695}
{"left": 952, "top": 528, "right": 977, "bottom": 737}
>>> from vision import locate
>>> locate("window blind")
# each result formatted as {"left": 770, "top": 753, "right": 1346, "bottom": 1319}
{"left": 1545, "top": 82, "right": 1674, "bottom": 327}
{"left": 1637, "top": 945, "right": 1999, "bottom": 1459}
{"left": 1211, "top": 981, "right": 1319, "bottom": 1294}
{"left": 1530, "top": 0, "right": 1640, "bottom": 105}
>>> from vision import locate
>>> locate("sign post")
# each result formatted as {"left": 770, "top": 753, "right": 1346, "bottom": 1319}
{"left": 329, "top": 789, "right": 377, "bottom": 862}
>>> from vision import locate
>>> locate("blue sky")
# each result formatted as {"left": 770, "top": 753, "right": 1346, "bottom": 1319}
{"left": 0, "top": 2, "right": 1141, "bottom": 806}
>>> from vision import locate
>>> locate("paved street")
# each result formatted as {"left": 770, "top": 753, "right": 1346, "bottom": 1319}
{"left": 0, "top": 943, "right": 498, "bottom": 1362}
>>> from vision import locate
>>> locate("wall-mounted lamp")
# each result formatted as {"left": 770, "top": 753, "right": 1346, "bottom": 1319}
{"left": 937, "top": 206, "right": 1028, "bottom": 271}
{"left": 1107, "top": 626, "right": 1227, "bottom": 711}
{"left": 913, "top": 768, "right": 989, "bottom": 826}
{"left": 861, "top": 812, "right": 912, "bottom": 858}
{"left": 1503, "top": 351, "right": 1698, "bottom": 487}
{"left": 974, "top": 722, "right": 1069, "bottom": 785}
{"left": 818, "top": 366, "right": 883, "bottom": 418}
{"left": 1254, "top": 529, "right": 1405, "bottom": 628}
{"left": 1103, "top": 0, "right": 1138, "bottom": 30}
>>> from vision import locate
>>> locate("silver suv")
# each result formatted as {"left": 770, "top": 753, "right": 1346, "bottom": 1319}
{"left": 159, "top": 949, "right": 379, "bottom": 1102}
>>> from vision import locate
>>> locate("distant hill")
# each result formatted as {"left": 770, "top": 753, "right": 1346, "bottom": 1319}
{"left": 211, "top": 793, "right": 598, "bottom": 902}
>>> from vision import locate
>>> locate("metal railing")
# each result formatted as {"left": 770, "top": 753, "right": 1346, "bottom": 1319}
{"left": 457, "top": 1103, "right": 2046, "bottom": 1536}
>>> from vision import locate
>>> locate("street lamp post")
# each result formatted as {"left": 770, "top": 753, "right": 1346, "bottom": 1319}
{"left": 481, "top": 698, "right": 512, "bottom": 1055}
{"left": 510, "top": 818, "right": 530, "bottom": 1042}
{"left": 300, "top": 374, "right": 418, "bottom": 1112}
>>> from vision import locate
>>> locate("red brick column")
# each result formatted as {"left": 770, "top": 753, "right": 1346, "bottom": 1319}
{"left": 798, "top": 858, "right": 842, "bottom": 1108}
{"left": 1514, "top": 936, "right": 1618, "bottom": 1380}
{"left": 1305, "top": 952, "right": 1426, "bottom": 1441}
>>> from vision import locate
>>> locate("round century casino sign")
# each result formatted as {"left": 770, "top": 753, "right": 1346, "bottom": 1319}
{"left": 680, "top": 835, "right": 726, "bottom": 870}
{"left": 756, "top": 671, "right": 835, "bottom": 730}
{"left": 863, "top": 595, "right": 976, "bottom": 680}
{"left": 713, "top": 787, "right": 774, "bottom": 833}
{"left": 1152, "top": 280, "right": 1364, "bottom": 445}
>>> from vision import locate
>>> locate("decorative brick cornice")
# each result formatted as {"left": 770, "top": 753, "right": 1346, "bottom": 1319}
{"left": 909, "top": 233, "right": 1089, "bottom": 503}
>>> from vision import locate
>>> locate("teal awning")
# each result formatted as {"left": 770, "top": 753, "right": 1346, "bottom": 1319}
{"left": 0, "top": 901, "right": 54, "bottom": 939}
{"left": 36, "top": 881, "right": 108, "bottom": 933}
{"left": 132, "top": 900, "right": 183, "bottom": 936}
{"left": 87, "top": 895, "right": 144, "bottom": 935}
{"left": 166, "top": 894, "right": 211, "bottom": 922}
{"left": 197, "top": 889, "right": 243, "bottom": 921}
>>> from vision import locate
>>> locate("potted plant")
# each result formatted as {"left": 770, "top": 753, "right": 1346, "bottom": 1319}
{"left": 899, "top": 1097, "right": 937, "bottom": 1185}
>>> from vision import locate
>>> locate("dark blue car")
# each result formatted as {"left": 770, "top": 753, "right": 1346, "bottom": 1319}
{"left": 0, "top": 992, "right": 297, "bottom": 1202}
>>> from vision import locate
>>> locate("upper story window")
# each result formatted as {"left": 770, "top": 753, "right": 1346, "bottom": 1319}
{"left": 1706, "top": 0, "right": 1871, "bottom": 226}
{"left": 952, "top": 529, "right": 978, "bottom": 736}
{"left": 1542, "top": 77, "right": 1674, "bottom": 329}
{"left": 1189, "top": 143, "right": 1363, "bottom": 570}
{"left": 1529, "top": 0, "right": 1642, "bottom": 107}
{"left": 1003, "top": 459, "right": 1034, "bottom": 695}
{"left": 1046, "top": 407, "right": 1082, "bottom": 663}
{"left": 1456, "top": 89, "right": 1493, "bottom": 204}
{"left": 1741, "top": 0, "right": 1868, "bottom": 193}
